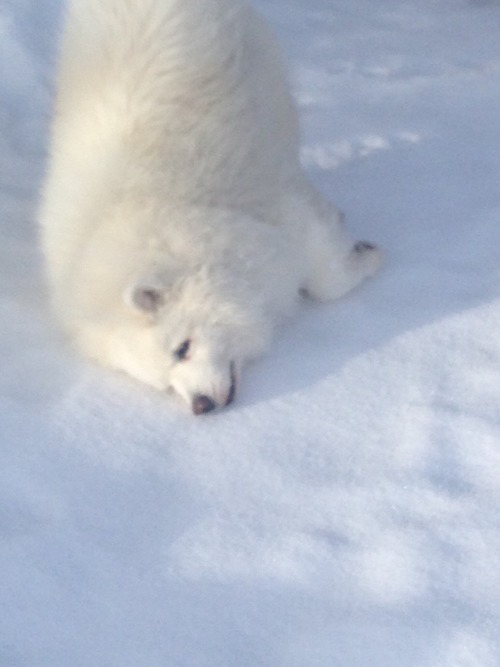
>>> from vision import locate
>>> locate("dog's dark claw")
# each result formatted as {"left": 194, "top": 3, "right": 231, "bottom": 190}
{"left": 354, "top": 241, "right": 376, "bottom": 253}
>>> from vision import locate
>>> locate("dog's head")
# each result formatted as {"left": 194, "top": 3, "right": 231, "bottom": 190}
{"left": 123, "top": 268, "right": 270, "bottom": 414}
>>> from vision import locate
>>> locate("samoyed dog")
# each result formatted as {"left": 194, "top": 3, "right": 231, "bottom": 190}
{"left": 40, "top": 0, "right": 382, "bottom": 415}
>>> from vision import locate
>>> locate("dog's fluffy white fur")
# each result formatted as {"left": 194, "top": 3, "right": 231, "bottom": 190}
{"left": 39, "top": 0, "right": 382, "bottom": 413}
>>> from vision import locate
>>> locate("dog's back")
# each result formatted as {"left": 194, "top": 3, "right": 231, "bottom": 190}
{"left": 40, "top": 0, "right": 299, "bottom": 300}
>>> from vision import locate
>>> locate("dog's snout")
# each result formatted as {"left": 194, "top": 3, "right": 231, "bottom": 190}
{"left": 192, "top": 394, "right": 217, "bottom": 415}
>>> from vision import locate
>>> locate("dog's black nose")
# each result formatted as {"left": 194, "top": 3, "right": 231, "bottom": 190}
{"left": 192, "top": 394, "right": 217, "bottom": 415}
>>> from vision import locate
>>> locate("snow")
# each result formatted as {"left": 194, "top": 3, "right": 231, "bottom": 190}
{"left": 1, "top": 0, "right": 500, "bottom": 664}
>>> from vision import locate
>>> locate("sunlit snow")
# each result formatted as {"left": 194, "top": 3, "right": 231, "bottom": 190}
{"left": 1, "top": 1, "right": 500, "bottom": 665}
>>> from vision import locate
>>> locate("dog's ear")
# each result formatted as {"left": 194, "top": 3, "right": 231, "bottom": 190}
{"left": 124, "top": 264, "right": 183, "bottom": 315}
{"left": 124, "top": 279, "right": 165, "bottom": 314}
{"left": 128, "top": 284, "right": 164, "bottom": 312}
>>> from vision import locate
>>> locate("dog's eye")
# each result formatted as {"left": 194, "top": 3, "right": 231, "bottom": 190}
{"left": 174, "top": 339, "right": 191, "bottom": 361}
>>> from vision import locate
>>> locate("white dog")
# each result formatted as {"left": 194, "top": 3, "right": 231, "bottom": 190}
{"left": 39, "top": 0, "right": 382, "bottom": 414}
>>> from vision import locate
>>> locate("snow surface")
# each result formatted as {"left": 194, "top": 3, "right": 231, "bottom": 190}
{"left": 1, "top": 0, "right": 500, "bottom": 665}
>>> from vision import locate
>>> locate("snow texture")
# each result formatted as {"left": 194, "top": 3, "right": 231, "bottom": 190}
{"left": 1, "top": 0, "right": 500, "bottom": 665}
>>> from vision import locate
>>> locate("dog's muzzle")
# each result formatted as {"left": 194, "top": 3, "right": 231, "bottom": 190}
{"left": 191, "top": 362, "right": 237, "bottom": 415}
